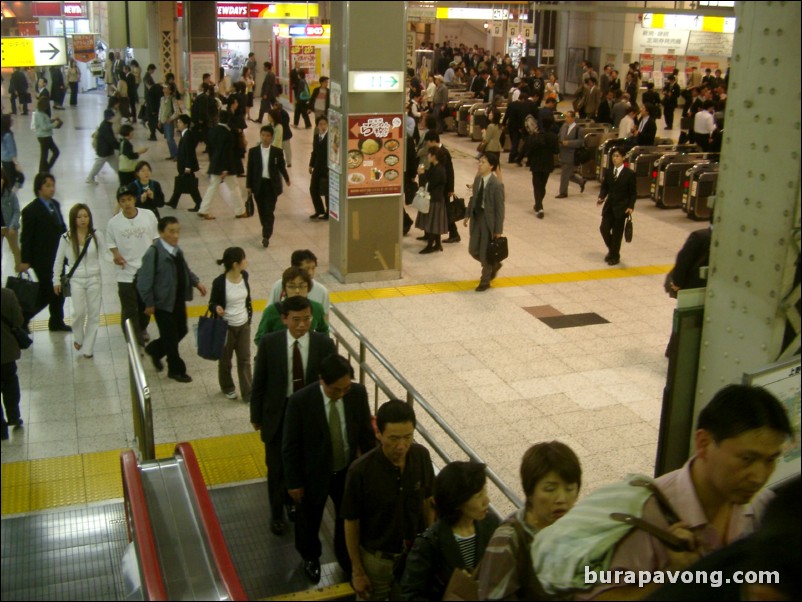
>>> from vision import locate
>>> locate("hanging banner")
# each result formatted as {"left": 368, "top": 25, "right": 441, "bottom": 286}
{"left": 346, "top": 114, "right": 404, "bottom": 198}
{"left": 71, "top": 34, "right": 95, "bottom": 63}
{"left": 492, "top": 21, "right": 504, "bottom": 38}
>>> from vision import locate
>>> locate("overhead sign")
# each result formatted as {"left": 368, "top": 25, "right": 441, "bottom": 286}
{"left": 686, "top": 31, "right": 734, "bottom": 56}
{"left": 1, "top": 36, "right": 67, "bottom": 67}
{"left": 348, "top": 71, "right": 404, "bottom": 93}
{"left": 176, "top": 2, "right": 319, "bottom": 20}
{"left": 632, "top": 26, "right": 690, "bottom": 55}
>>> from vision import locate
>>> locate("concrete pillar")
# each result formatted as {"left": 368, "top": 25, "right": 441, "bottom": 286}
{"left": 694, "top": 3, "right": 801, "bottom": 413}
{"left": 328, "top": 2, "right": 407, "bottom": 283}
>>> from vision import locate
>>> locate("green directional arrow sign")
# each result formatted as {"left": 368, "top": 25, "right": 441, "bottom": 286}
{"left": 348, "top": 71, "right": 404, "bottom": 93}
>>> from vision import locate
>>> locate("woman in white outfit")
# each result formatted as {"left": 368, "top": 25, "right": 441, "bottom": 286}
{"left": 53, "top": 204, "right": 104, "bottom": 358}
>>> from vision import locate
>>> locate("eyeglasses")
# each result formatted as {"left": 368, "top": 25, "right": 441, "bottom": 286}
{"left": 285, "top": 283, "right": 309, "bottom": 291}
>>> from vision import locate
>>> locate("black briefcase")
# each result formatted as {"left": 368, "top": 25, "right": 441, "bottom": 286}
{"left": 447, "top": 196, "right": 466, "bottom": 223}
{"left": 486, "top": 236, "right": 509, "bottom": 264}
{"left": 624, "top": 215, "right": 633, "bottom": 243}
{"left": 174, "top": 173, "right": 199, "bottom": 195}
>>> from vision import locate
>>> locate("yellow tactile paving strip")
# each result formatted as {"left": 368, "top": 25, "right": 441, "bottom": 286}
{"left": 6, "top": 263, "right": 673, "bottom": 516}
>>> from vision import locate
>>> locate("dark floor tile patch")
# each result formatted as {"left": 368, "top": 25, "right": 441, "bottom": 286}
{"left": 538, "top": 313, "right": 610, "bottom": 329}
{"left": 524, "top": 304, "right": 564, "bottom": 318}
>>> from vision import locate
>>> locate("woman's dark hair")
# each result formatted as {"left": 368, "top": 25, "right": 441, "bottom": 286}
{"left": 67, "top": 203, "right": 96, "bottom": 256}
{"left": 269, "top": 108, "right": 283, "bottom": 125}
{"left": 434, "top": 462, "right": 487, "bottom": 526}
{"left": 282, "top": 266, "right": 312, "bottom": 292}
{"left": 134, "top": 161, "right": 152, "bottom": 175}
{"left": 520, "top": 441, "right": 582, "bottom": 506}
{"left": 376, "top": 399, "right": 416, "bottom": 433}
{"left": 217, "top": 246, "right": 246, "bottom": 272}
{"left": 37, "top": 96, "right": 50, "bottom": 112}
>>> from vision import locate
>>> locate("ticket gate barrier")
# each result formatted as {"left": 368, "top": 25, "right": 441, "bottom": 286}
{"left": 470, "top": 104, "right": 489, "bottom": 141}
{"left": 457, "top": 102, "right": 473, "bottom": 136}
{"left": 627, "top": 145, "right": 699, "bottom": 197}
{"left": 683, "top": 164, "right": 719, "bottom": 220}
{"left": 651, "top": 154, "right": 717, "bottom": 208}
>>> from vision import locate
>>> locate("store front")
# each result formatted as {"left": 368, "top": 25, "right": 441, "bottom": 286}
{"left": 273, "top": 23, "right": 330, "bottom": 99}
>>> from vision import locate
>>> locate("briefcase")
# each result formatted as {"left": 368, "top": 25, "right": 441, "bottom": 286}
{"left": 447, "top": 196, "right": 467, "bottom": 223}
{"left": 6, "top": 272, "right": 40, "bottom": 314}
{"left": 486, "top": 236, "right": 509, "bottom": 265}
{"left": 624, "top": 215, "right": 634, "bottom": 243}
{"left": 245, "top": 192, "right": 256, "bottom": 217}
{"left": 174, "top": 173, "right": 199, "bottom": 195}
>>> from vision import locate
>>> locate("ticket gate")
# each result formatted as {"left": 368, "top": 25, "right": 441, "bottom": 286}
{"left": 470, "top": 104, "right": 489, "bottom": 141}
{"left": 579, "top": 129, "right": 614, "bottom": 179}
{"left": 457, "top": 101, "right": 474, "bottom": 136}
{"left": 627, "top": 145, "right": 699, "bottom": 197}
{"left": 683, "top": 164, "right": 719, "bottom": 220}
{"left": 651, "top": 154, "right": 717, "bottom": 208}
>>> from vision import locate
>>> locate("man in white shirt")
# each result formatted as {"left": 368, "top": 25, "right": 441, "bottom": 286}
{"left": 246, "top": 125, "right": 291, "bottom": 247}
{"left": 693, "top": 99, "right": 717, "bottom": 151}
{"left": 107, "top": 187, "right": 159, "bottom": 347}
{"left": 618, "top": 105, "right": 637, "bottom": 139}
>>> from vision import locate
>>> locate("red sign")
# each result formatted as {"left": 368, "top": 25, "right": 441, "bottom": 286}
{"left": 32, "top": 1, "right": 84, "bottom": 18}
{"left": 72, "top": 34, "right": 96, "bottom": 63}
{"left": 346, "top": 115, "right": 404, "bottom": 198}
{"left": 176, "top": 2, "right": 275, "bottom": 19}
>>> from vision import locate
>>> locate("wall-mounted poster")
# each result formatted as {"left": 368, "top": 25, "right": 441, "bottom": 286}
{"left": 346, "top": 114, "right": 404, "bottom": 198}
{"left": 188, "top": 52, "right": 217, "bottom": 93}
{"left": 328, "top": 109, "right": 342, "bottom": 173}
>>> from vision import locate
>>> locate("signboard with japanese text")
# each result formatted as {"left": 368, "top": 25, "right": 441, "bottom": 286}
{"left": 290, "top": 45, "right": 317, "bottom": 81}
{"left": 188, "top": 52, "right": 217, "bottom": 93}
{"left": 632, "top": 26, "right": 690, "bottom": 55}
{"left": 346, "top": 114, "right": 404, "bottom": 198}
{"left": 407, "top": 6, "right": 436, "bottom": 24}
{"left": 686, "top": 31, "right": 734, "bottom": 56}
{"left": 1, "top": 36, "right": 67, "bottom": 67}
{"left": 71, "top": 34, "right": 95, "bottom": 63}
{"left": 522, "top": 25, "right": 534, "bottom": 40}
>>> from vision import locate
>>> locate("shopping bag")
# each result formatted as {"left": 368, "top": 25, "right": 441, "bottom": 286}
{"left": 412, "top": 185, "right": 430, "bottom": 213}
{"left": 196, "top": 313, "right": 228, "bottom": 361}
{"left": 6, "top": 272, "right": 40, "bottom": 314}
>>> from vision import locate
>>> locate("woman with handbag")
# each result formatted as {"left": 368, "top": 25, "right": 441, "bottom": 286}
{"left": 209, "top": 247, "right": 252, "bottom": 401}
{"left": 416, "top": 147, "right": 449, "bottom": 254}
{"left": 400, "top": 462, "right": 499, "bottom": 601}
{"left": 127, "top": 161, "right": 165, "bottom": 219}
{"left": 66, "top": 59, "right": 81, "bottom": 107}
{"left": 52, "top": 204, "right": 104, "bottom": 358}
{"left": 477, "top": 442, "right": 582, "bottom": 600}
{"left": 226, "top": 94, "right": 248, "bottom": 176}
{"left": 241, "top": 66, "right": 255, "bottom": 120}
{"left": 294, "top": 68, "right": 312, "bottom": 128}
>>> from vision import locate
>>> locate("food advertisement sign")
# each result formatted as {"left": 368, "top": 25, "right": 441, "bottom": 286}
{"left": 346, "top": 114, "right": 403, "bottom": 198}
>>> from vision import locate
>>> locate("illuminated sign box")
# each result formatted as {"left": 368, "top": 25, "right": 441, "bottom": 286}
{"left": 176, "top": 2, "right": 319, "bottom": 20}
{"left": 348, "top": 71, "right": 404, "bottom": 93}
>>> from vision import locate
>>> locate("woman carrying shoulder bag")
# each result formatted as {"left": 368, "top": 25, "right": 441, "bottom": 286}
{"left": 52, "top": 204, "right": 104, "bottom": 358}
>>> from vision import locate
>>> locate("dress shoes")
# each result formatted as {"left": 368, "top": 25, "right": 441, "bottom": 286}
{"left": 555, "top": 193, "right": 568, "bottom": 198}
{"left": 304, "top": 559, "right": 322, "bottom": 584}
{"left": 443, "top": 235, "right": 461, "bottom": 243}
{"left": 419, "top": 245, "right": 442, "bottom": 254}
{"left": 604, "top": 253, "right": 612, "bottom": 262}
{"left": 270, "top": 519, "right": 286, "bottom": 536}
{"left": 166, "top": 201, "right": 178, "bottom": 209}
{"left": 310, "top": 213, "right": 323, "bottom": 219}
{"left": 146, "top": 350, "right": 164, "bottom": 372}
{"left": 607, "top": 257, "right": 620, "bottom": 266}
{"left": 198, "top": 213, "right": 216, "bottom": 220}
{"left": 536, "top": 210, "right": 545, "bottom": 219}
{"left": 234, "top": 212, "right": 249, "bottom": 219}
{"left": 318, "top": 214, "right": 329, "bottom": 220}
{"left": 262, "top": 237, "right": 270, "bottom": 248}
{"left": 475, "top": 283, "right": 491, "bottom": 292}
{"left": 168, "top": 373, "right": 193, "bottom": 383}
{"left": 188, "top": 206, "right": 200, "bottom": 213}
{"left": 415, "top": 235, "right": 428, "bottom": 241}
{"left": 49, "top": 323, "right": 72, "bottom": 332}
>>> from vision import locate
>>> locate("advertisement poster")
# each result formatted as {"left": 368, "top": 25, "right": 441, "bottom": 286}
{"left": 71, "top": 34, "right": 95, "bottom": 63}
{"left": 328, "top": 110, "right": 342, "bottom": 173}
{"left": 290, "top": 44, "right": 317, "bottom": 84}
{"left": 329, "top": 80, "right": 342, "bottom": 108}
{"left": 346, "top": 114, "right": 404, "bottom": 198}
{"left": 188, "top": 52, "right": 217, "bottom": 93}
{"left": 328, "top": 176, "right": 340, "bottom": 221}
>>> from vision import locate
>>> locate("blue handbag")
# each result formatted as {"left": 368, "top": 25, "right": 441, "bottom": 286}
{"left": 195, "top": 312, "right": 228, "bottom": 361}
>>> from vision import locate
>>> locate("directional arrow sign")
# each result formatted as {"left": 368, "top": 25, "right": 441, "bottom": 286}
{"left": 1, "top": 37, "right": 67, "bottom": 67}
{"left": 348, "top": 71, "right": 404, "bottom": 93}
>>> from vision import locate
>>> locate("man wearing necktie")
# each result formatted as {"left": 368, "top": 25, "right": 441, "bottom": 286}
{"left": 251, "top": 296, "right": 335, "bottom": 537}
{"left": 308, "top": 115, "right": 329, "bottom": 220}
{"left": 247, "top": 125, "right": 291, "bottom": 248}
{"left": 283, "top": 354, "right": 376, "bottom": 584}
{"left": 17, "top": 173, "right": 70, "bottom": 331}
{"left": 597, "top": 148, "right": 636, "bottom": 265}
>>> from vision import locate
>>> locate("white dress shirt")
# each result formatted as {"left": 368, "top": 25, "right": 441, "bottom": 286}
{"left": 286, "top": 331, "right": 310, "bottom": 397}
{"left": 260, "top": 145, "right": 271, "bottom": 179}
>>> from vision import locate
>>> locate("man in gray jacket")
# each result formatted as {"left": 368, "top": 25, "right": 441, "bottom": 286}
{"left": 556, "top": 111, "right": 587, "bottom": 198}
{"left": 136, "top": 216, "right": 207, "bottom": 382}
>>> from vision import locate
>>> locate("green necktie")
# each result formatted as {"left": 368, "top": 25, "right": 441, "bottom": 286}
{"left": 329, "top": 399, "right": 347, "bottom": 471}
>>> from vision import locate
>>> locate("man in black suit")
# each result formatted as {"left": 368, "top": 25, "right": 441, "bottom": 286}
{"left": 308, "top": 115, "right": 329, "bottom": 220}
{"left": 597, "top": 148, "right": 636, "bottom": 265}
{"left": 596, "top": 89, "right": 615, "bottom": 125}
{"left": 251, "top": 296, "right": 336, "bottom": 536}
{"left": 247, "top": 125, "right": 291, "bottom": 248}
{"left": 283, "top": 354, "right": 376, "bottom": 583}
{"left": 167, "top": 115, "right": 203, "bottom": 210}
{"left": 501, "top": 93, "right": 528, "bottom": 164}
{"left": 635, "top": 104, "right": 658, "bottom": 146}
{"left": 17, "top": 173, "right": 70, "bottom": 331}
{"left": 197, "top": 110, "right": 246, "bottom": 220}
{"left": 9, "top": 68, "right": 30, "bottom": 115}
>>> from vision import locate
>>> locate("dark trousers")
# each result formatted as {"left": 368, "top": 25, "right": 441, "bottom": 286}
{"left": 25, "top": 267, "right": 65, "bottom": 328}
{"left": 294, "top": 101, "right": 311, "bottom": 127}
{"left": 295, "top": 468, "right": 350, "bottom": 572}
{"left": 168, "top": 173, "right": 203, "bottom": 209}
{"left": 118, "top": 282, "right": 149, "bottom": 346}
{"left": 148, "top": 112, "right": 159, "bottom": 139}
{"left": 447, "top": 217, "right": 459, "bottom": 239}
{"left": 664, "top": 105, "right": 676, "bottom": 129}
{"left": 531, "top": 170, "right": 550, "bottom": 212}
{"left": 254, "top": 181, "right": 278, "bottom": 242}
{"left": 2, "top": 161, "right": 23, "bottom": 189}
{"left": 38, "top": 137, "right": 60, "bottom": 173}
{"left": 257, "top": 98, "right": 272, "bottom": 123}
{"left": 10, "top": 92, "right": 29, "bottom": 115}
{"left": 1, "top": 362, "right": 21, "bottom": 427}
{"left": 265, "top": 436, "right": 292, "bottom": 522}
{"left": 147, "top": 307, "right": 188, "bottom": 377}
{"left": 508, "top": 129, "right": 522, "bottom": 163}
{"left": 129, "top": 98, "right": 138, "bottom": 123}
{"left": 309, "top": 171, "right": 328, "bottom": 215}
{"left": 69, "top": 82, "right": 79, "bottom": 106}
{"left": 600, "top": 210, "right": 626, "bottom": 260}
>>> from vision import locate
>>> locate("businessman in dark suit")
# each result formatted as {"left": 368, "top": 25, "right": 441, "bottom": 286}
{"left": 250, "top": 296, "right": 335, "bottom": 536}
{"left": 597, "top": 148, "right": 636, "bottom": 265}
{"left": 283, "top": 354, "right": 376, "bottom": 583}
{"left": 308, "top": 115, "right": 329, "bottom": 219}
{"left": 634, "top": 104, "right": 658, "bottom": 146}
{"left": 17, "top": 173, "right": 69, "bottom": 331}
{"left": 197, "top": 110, "right": 246, "bottom": 219}
{"left": 246, "top": 124, "right": 291, "bottom": 248}
{"left": 166, "top": 115, "right": 203, "bottom": 210}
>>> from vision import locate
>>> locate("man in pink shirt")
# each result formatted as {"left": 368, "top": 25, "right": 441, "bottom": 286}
{"left": 581, "top": 384, "right": 792, "bottom": 600}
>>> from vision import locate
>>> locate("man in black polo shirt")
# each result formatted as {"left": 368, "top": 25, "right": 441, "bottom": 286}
{"left": 342, "top": 400, "right": 434, "bottom": 601}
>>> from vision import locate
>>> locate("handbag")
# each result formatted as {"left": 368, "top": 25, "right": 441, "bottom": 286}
{"left": 60, "top": 235, "right": 93, "bottom": 298}
{"left": 476, "top": 141, "right": 487, "bottom": 154}
{"left": 624, "top": 215, "right": 633, "bottom": 243}
{"left": 196, "top": 312, "right": 228, "bottom": 361}
{"left": 1, "top": 316, "right": 32, "bottom": 350}
{"left": 574, "top": 146, "right": 592, "bottom": 165}
{"left": 245, "top": 192, "right": 256, "bottom": 217}
{"left": 447, "top": 196, "right": 467, "bottom": 223}
{"left": 6, "top": 272, "right": 40, "bottom": 314}
{"left": 412, "top": 184, "right": 431, "bottom": 213}
{"left": 486, "top": 236, "right": 509, "bottom": 265}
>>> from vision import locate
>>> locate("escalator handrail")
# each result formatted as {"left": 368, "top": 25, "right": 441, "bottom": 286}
{"left": 120, "top": 450, "right": 169, "bottom": 601}
{"left": 175, "top": 442, "right": 249, "bottom": 601}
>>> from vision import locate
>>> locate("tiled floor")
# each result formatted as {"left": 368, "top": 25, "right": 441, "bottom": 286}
{"left": 1, "top": 90, "right": 700, "bottom": 511}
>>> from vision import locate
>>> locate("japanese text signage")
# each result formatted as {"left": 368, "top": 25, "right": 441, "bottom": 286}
{"left": 1, "top": 36, "right": 67, "bottom": 67}
{"left": 176, "top": 2, "right": 319, "bottom": 20}
{"left": 346, "top": 115, "right": 404, "bottom": 198}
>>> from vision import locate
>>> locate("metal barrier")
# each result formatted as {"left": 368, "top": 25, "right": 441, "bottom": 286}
{"left": 125, "top": 318, "right": 155, "bottom": 461}
{"left": 329, "top": 305, "right": 525, "bottom": 512}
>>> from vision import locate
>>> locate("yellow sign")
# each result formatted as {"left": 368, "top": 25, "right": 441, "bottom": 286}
{"left": 1, "top": 36, "right": 67, "bottom": 67}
